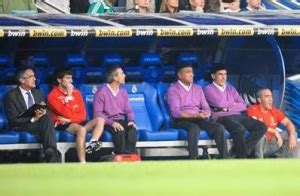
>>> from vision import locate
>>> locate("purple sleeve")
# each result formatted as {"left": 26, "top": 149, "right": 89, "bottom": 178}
{"left": 93, "top": 90, "right": 114, "bottom": 126}
{"left": 204, "top": 85, "right": 221, "bottom": 107}
{"left": 166, "top": 86, "right": 181, "bottom": 118}
{"left": 123, "top": 90, "right": 135, "bottom": 122}
{"left": 228, "top": 87, "right": 247, "bottom": 112}
{"left": 198, "top": 87, "right": 211, "bottom": 113}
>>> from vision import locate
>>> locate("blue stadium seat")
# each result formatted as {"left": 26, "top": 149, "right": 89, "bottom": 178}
{"left": 79, "top": 84, "right": 101, "bottom": 120}
{"left": 42, "top": 67, "right": 55, "bottom": 85}
{"left": 197, "top": 79, "right": 210, "bottom": 88}
{"left": 161, "top": 65, "right": 176, "bottom": 83}
{"left": 33, "top": 54, "right": 49, "bottom": 68}
{"left": 140, "top": 53, "right": 162, "bottom": 84}
{"left": 19, "top": 131, "right": 60, "bottom": 143}
{"left": 38, "top": 84, "right": 51, "bottom": 99}
{"left": 103, "top": 53, "right": 123, "bottom": 67}
{"left": 0, "top": 84, "right": 19, "bottom": 147}
{"left": 124, "top": 66, "right": 144, "bottom": 83}
{"left": 0, "top": 85, "right": 16, "bottom": 129}
{"left": 71, "top": 67, "right": 84, "bottom": 86}
{"left": 0, "top": 131, "right": 19, "bottom": 144}
{"left": 66, "top": 53, "right": 87, "bottom": 67}
{"left": 1, "top": 67, "right": 16, "bottom": 84}
{"left": 0, "top": 54, "right": 11, "bottom": 67}
{"left": 123, "top": 82, "right": 178, "bottom": 141}
{"left": 83, "top": 67, "right": 106, "bottom": 84}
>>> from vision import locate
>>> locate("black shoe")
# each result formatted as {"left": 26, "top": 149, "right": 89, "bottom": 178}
{"left": 86, "top": 141, "right": 102, "bottom": 154}
{"left": 44, "top": 148, "right": 60, "bottom": 163}
{"left": 44, "top": 148, "right": 55, "bottom": 162}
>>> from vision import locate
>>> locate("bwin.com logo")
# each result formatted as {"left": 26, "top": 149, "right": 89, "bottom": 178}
{"left": 131, "top": 84, "right": 137, "bottom": 93}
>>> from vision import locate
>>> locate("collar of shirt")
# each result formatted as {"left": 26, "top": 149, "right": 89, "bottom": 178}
{"left": 107, "top": 83, "right": 119, "bottom": 97}
{"left": 213, "top": 82, "right": 226, "bottom": 92}
{"left": 178, "top": 80, "right": 192, "bottom": 91}
{"left": 19, "top": 86, "right": 34, "bottom": 107}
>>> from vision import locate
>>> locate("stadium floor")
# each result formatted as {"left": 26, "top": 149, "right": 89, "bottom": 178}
{"left": 0, "top": 159, "right": 300, "bottom": 195}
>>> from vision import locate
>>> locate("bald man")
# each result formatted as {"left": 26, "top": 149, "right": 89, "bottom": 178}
{"left": 247, "top": 88, "right": 298, "bottom": 158}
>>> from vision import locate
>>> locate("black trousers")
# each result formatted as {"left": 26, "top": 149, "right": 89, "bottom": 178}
{"left": 172, "top": 118, "right": 229, "bottom": 159}
{"left": 105, "top": 120, "right": 137, "bottom": 153}
{"left": 17, "top": 113, "right": 57, "bottom": 150}
{"left": 216, "top": 114, "right": 267, "bottom": 158}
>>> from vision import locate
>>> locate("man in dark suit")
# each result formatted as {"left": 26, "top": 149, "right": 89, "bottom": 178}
{"left": 3, "top": 66, "right": 58, "bottom": 162}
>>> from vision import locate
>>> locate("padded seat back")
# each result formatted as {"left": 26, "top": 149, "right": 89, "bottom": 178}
{"left": 161, "top": 65, "right": 176, "bottom": 83}
{"left": 1, "top": 67, "right": 16, "bottom": 84}
{"left": 0, "top": 85, "right": 17, "bottom": 130}
{"left": 83, "top": 67, "right": 106, "bottom": 84}
{"left": 66, "top": 53, "right": 87, "bottom": 67}
{"left": 156, "top": 82, "right": 172, "bottom": 128}
{"left": 140, "top": 53, "right": 162, "bottom": 84}
{"left": 79, "top": 84, "right": 101, "bottom": 120}
{"left": 0, "top": 55, "right": 11, "bottom": 67}
{"left": 124, "top": 66, "right": 144, "bottom": 83}
{"left": 123, "top": 82, "right": 164, "bottom": 132}
{"left": 103, "top": 53, "right": 123, "bottom": 67}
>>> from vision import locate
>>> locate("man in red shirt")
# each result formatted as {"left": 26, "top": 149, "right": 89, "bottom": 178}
{"left": 247, "top": 88, "right": 298, "bottom": 158}
{"left": 48, "top": 67, "right": 105, "bottom": 163}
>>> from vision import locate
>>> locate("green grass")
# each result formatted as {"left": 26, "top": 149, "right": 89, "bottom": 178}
{"left": 1, "top": 159, "right": 300, "bottom": 196}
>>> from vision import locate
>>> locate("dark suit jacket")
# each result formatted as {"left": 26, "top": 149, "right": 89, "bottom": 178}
{"left": 4, "top": 87, "right": 44, "bottom": 130}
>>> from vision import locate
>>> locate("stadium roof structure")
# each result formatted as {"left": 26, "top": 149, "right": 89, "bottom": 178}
{"left": 1, "top": 11, "right": 300, "bottom": 38}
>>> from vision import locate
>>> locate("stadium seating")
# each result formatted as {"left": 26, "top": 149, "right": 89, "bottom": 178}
{"left": 103, "top": 53, "right": 123, "bottom": 67}
{"left": 285, "top": 75, "right": 300, "bottom": 129}
{"left": 1, "top": 67, "right": 17, "bottom": 85}
{"left": 123, "top": 82, "right": 178, "bottom": 141}
{"left": 161, "top": 65, "right": 176, "bottom": 83}
{"left": 0, "top": 54, "right": 11, "bottom": 67}
{"left": 124, "top": 66, "right": 144, "bottom": 83}
{"left": 66, "top": 53, "right": 87, "bottom": 67}
{"left": 140, "top": 53, "right": 162, "bottom": 84}
{"left": 83, "top": 67, "right": 106, "bottom": 84}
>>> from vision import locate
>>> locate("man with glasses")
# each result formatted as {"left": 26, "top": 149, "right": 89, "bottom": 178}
{"left": 3, "top": 66, "right": 58, "bottom": 162}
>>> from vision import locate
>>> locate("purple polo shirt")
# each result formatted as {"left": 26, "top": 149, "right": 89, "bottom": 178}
{"left": 166, "top": 81, "right": 211, "bottom": 119}
{"left": 203, "top": 83, "right": 247, "bottom": 120}
{"left": 93, "top": 84, "right": 134, "bottom": 126}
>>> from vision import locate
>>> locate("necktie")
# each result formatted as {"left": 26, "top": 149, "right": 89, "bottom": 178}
{"left": 26, "top": 91, "right": 34, "bottom": 108}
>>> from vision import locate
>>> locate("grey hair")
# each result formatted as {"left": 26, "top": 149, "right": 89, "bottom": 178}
{"left": 256, "top": 88, "right": 271, "bottom": 99}
{"left": 106, "top": 68, "right": 119, "bottom": 83}
{"left": 16, "top": 66, "right": 34, "bottom": 85}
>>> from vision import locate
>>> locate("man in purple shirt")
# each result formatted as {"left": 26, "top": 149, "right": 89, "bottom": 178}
{"left": 167, "top": 63, "right": 229, "bottom": 159}
{"left": 93, "top": 65, "right": 137, "bottom": 154}
{"left": 204, "top": 64, "right": 266, "bottom": 158}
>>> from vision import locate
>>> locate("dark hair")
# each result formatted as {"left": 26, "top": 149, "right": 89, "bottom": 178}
{"left": 106, "top": 65, "right": 122, "bottom": 83}
{"left": 53, "top": 67, "right": 72, "bottom": 86}
{"left": 204, "top": 0, "right": 220, "bottom": 13}
{"left": 211, "top": 63, "right": 227, "bottom": 74}
{"left": 175, "top": 63, "right": 194, "bottom": 73}
{"left": 15, "top": 66, "right": 35, "bottom": 85}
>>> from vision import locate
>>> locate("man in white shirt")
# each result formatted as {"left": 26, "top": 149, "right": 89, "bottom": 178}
{"left": 4, "top": 66, "right": 58, "bottom": 162}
